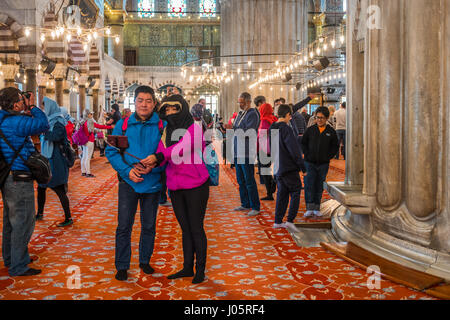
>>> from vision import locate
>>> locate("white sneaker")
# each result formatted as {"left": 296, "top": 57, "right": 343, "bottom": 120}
{"left": 285, "top": 222, "right": 299, "bottom": 233}
{"left": 314, "top": 211, "right": 324, "bottom": 217}
{"left": 273, "top": 223, "right": 286, "bottom": 229}
{"left": 247, "top": 210, "right": 260, "bottom": 217}
{"left": 304, "top": 211, "right": 315, "bottom": 218}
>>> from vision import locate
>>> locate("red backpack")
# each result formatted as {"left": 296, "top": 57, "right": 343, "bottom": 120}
{"left": 121, "top": 117, "right": 165, "bottom": 135}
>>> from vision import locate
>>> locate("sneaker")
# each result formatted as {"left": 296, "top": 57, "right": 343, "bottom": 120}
{"left": 35, "top": 214, "right": 43, "bottom": 221}
{"left": 247, "top": 210, "right": 260, "bottom": 217}
{"left": 314, "top": 211, "right": 324, "bottom": 218}
{"left": 273, "top": 223, "right": 286, "bottom": 229}
{"left": 86, "top": 174, "right": 95, "bottom": 178}
{"left": 57, "top": 219, "right": 73, "bottom": 227}
{"left": 18, "top": 268, "right": 42, "bottom": 277}
{"left": 159, "top": 201, "right": 172, "bottom": 207}
{"left": 234, "top": 206, "right": 251, "bottom": 212}
{"left": 285, "top": 222, "right": 299, "bottom": 233}
{"left": 304, "top": 211, "right": 315, "bottom": 218}
{"left": 81, "top": 173, "right": 86, "bottom": 177}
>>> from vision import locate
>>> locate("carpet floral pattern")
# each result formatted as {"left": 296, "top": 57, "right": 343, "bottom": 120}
{"left": 0, "top": 156, "right": 436, "bottom": 300}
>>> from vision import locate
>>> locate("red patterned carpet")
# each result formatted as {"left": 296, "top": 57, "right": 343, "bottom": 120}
{"left": 0, "top": 155, "right": 436, "bottom": 300}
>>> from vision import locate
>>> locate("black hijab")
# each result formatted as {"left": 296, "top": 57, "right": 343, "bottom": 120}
{"left": 158, "top": 94, "right": 194, "bottom": 147}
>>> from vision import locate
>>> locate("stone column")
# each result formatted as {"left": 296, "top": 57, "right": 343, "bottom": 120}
{"left": 38, "top": 85, "right": 46, "bottom": 109}
{"left": 25, "top": 69, "right": 37, "bottom": 95}
{"left": 219, "top": 0, "right": 308, "bottom": 120}
{"left": 79, "top": 85, "right": 86, "bottom": 116}
{"left": 53, "top": 64, "right": 66, "bottom": 107}
{"left": 93, "top": 88, "right": 99, "bottom": 120}
{"left": 107, "top": 13, "right": 124, "bottom": 64}
{"left": 55, "top": 79, "right": 64, "bottom": 106}
{"left": 326, "top": 0, "right": 450, "bottom": 280}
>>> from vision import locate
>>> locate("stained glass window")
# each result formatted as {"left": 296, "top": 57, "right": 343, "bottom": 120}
{"left": 138, "top": 0, "right": 155, "bottom": 18}
{"left": 200, "top": 0, "right": 216, "bottom": 17}
{"left": 168, "top": 0, "right": 187, "bottom": 17}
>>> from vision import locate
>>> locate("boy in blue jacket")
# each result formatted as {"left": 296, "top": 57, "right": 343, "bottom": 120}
{"left": 106, "top": 86, "right": 165, "bottom": 281}
{"left": 270, "top": 105, "right": 306, "bottom": 233}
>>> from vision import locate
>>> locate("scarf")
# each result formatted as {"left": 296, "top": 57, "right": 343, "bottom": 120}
{"left": 259, "top": 103, "right": 278, "bottom": 125}
{"left": 158, "top": 95, "right": 194, "bottom": 147}
{"left": 41, "top": 97, "right": 67, "bottom": 159}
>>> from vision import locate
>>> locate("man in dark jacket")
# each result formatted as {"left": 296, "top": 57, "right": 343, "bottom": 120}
{"left": 232, "top": 92, "right": 261, "bottom": 217}
{"left": 270, "top": 105, "right": 306, "bottom": 233}
{"left": 0, "top": 87, "right": 49, "bottom": 277}
{"left": 301, "top": 106, "right": 339, "bottom": 218}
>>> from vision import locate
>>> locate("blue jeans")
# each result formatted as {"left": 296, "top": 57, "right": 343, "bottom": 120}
{"left": 115, "top": 181, "right": 160, "bottom": 271}
{"left": 336, "top": 130, "right": 346, "bottom": 159}
{"left": 235, "top": 162, "right": 261, "bottom": 211}
{"left": 275, "top": 172, "right": 302, "bottom": 224}
{"left": 304, "top": 162, "right": 330, "bottom": 211}
{"left": 1, "top": 175, "right": 36, "bottom": 276}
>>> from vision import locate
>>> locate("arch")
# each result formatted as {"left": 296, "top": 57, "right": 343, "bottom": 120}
{"left": 0, "top": 13, "right": 26, "bottom": 66}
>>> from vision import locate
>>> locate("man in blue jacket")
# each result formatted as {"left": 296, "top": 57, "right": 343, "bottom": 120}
{"left": 106, "top": 86, "right": 165, "bottom": 281}
{"left": 232, "top": 92, "right": 261, "bottom": 217}
{"left": 0, "top": 87, "right": 49, "bottom": 277}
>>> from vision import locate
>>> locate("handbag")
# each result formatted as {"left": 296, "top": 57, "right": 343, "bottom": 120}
{"left": 72, "top": 124, "right": 89, "bottom": 146}
{"left": 22, "top": 151, "right": 52, "bottom": 184}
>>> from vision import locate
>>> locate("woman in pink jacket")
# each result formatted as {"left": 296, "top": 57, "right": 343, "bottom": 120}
{"left": 142, "top": 95, "right": 210, "bottom": 284}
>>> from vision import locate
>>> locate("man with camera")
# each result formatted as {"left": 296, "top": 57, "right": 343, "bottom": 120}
{"left": 0, "top": 87, "right": 49, "bottom": 277}
{"left": 106, "top": 85, "right": 165, "bottom": 282}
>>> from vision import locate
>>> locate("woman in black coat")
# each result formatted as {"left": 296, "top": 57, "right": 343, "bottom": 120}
{"left": 36, "top": 97, "right": 72, "bottom": 227}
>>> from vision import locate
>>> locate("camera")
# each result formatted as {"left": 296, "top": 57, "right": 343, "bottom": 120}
{"left": 21, "top": 91, "right": 32, "bottom": 100}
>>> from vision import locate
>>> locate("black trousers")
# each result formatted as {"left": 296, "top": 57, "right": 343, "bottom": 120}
{"left": 170, "top": 181, "right": 210, "bottom": 272}
{"left": 37, "top": 185, "right": 71, "bottom": 220}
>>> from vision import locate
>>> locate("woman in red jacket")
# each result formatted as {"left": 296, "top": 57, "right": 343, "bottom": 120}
{"left": 81, "top": 110, "right": 113, "bottom": 178}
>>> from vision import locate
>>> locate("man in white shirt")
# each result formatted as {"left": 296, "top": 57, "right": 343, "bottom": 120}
{"left": 334, "top": 102, "right": 347, "bottom": 160}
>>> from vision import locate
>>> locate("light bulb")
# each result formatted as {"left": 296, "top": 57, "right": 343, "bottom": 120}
{"left": 340, "top": 35, "right": 345, "bottom": 44}
{"left": 331, "top": 40, "right": 336, "bottom": 48}
{"left": 310, "top": 52, "right": 314, "bottom": 59}
{"left": 25, "top": 28, "right": 31, "bottom": 37}
{"left": 237, "top": 68, "right": 241, "bottom": 74}
{"left": 275, "top": 61, "right": 279, "bottom": 66}
{"left": 77, "top": 27, "right": 82, "bottom": 36}
{"left": 40, "top": 34, "right": 45, "bottom": 42}
{"left": 248, "top": 61, "right": 252, "bottom": 67}
{"left": 93, "top": 31, "right": 98, "bottom": 39}
{"left": 106, "top": 28, "right": 111, "bottom": 36}
{"left": 51, "top": 31, "right": 55, "bottom": 39}
{"left": 115, "top": 36, "right": 120, "bottom": 44}
{"left": 66, "top": 34, "right": 72, "bottom": 42}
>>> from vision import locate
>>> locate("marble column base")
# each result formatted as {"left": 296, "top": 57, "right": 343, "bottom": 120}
{"left": 328, "top": 198, "right": 450, "bottom": 281}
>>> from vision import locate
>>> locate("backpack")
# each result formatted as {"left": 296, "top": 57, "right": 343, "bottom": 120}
{"left": 58, "top": 137, "right": 76, "bottom": 168}
{"left": 72, "top": 123, "right": 89, "bottom": 146}
{"left": 121, "top": 116, "right": 164, "bottom": 135}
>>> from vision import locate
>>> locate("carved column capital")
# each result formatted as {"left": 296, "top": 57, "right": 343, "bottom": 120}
{"left": 1, "top": 64, "right": 19, "bottom": 80}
